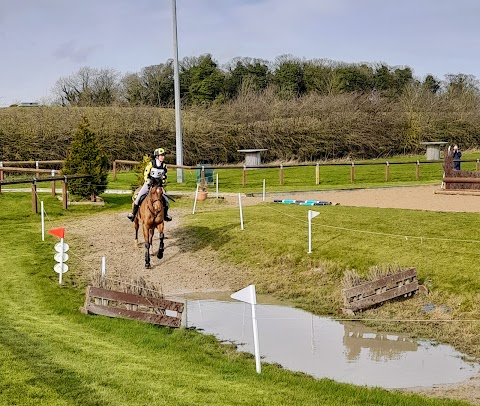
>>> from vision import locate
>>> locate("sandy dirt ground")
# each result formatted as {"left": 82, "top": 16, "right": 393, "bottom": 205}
{"left": 66, "top": 185, "right": 480, "bottom": 405}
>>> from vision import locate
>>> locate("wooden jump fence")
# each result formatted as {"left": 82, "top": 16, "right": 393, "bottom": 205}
{"left": 341, "top": 268, "right": 419, "bottom": 314}
{"left": 80, "top": 286, "right": 184, "bottom": 328}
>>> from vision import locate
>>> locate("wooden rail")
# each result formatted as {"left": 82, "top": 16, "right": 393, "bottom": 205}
{"left": 80, "top": 286, "right": 184, "bottom": 328}
{"left": 112, "top": 158, "right": 465, "bottom": 185}
{"left": 443, "top": 177, "right": 480, "bottom": 183}
{"left": 0, "top": 174, "right": 90, "bottom": 213}
{"left": 342, "top": 268, "right": 419, "bottom": 314}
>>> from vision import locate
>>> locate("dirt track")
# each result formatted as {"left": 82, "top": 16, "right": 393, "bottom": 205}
{"left": 66, "top": 185, "right": 480, "bottom": 405}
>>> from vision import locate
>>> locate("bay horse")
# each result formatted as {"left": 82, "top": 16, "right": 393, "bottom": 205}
{"left": 133, "top": 179, "right": 165, "bottom": 269}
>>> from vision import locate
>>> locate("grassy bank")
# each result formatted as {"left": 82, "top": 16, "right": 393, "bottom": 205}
{"left": 0, "top": 192, "right": 470, "bottom": 405}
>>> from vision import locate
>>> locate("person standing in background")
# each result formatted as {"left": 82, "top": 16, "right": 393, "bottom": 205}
{"left": 452, "top": 145, "right": 462, "bottom": 170}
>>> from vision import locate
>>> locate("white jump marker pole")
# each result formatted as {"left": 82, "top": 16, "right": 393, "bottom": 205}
{"left": 59, "top": 237, "right": 65, "bottom": 284}
{"left": 101, "top": 256, "right": 107, "bottom": 304}
{"left": 101, "top": 256, "right": 106, "bottom": 285}
{"left": 308, "top": 210, "right": 320, "bottom": 254}
{"left": 41, "top": 201, "right": 45, "bottom": 241}
{"left": 192, "top": 184, "right": 199, "bottom": 214}
{"left": 216, "top": 173, "right": 219, "bottom": 199}
{"left": 238, "top": 193, "right": 244, "bottom": 230}
{"left": 262, "top": 179, "right": 266, "bottom": 202}
{"left": 231, "top": 285, "right": 261, "bottom": 374}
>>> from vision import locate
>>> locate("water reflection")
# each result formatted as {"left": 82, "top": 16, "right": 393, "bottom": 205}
{"left": 186, "top": 299, "right": 478, "bottom": 389}
{"left": 343, "top": 322, "right": 418, "bottom": 362}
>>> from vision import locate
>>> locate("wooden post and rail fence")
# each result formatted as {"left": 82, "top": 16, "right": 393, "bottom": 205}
{"left": 112, "top": 158, "right": 480, "bottom": 186}
{"left": 0, "top": 174, "right": 90, "bottom": 213}
{"left": 3, "top": 158, "right": 480, "bottom": 201}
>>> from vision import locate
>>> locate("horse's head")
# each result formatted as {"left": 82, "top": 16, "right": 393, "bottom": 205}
{"left": 150, "top": 176, "right": 164, "bottom": 188}
{"left": 148, "top": 184, "right": 164, "bottom": 212}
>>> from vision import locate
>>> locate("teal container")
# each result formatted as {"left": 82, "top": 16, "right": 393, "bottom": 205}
{"left": 196, "top": 163, "right": 214, "bottom": 184}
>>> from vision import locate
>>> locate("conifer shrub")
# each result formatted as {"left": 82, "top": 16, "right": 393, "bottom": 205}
{"left": 62, "top": 117, "right": 109, "bottom": 201}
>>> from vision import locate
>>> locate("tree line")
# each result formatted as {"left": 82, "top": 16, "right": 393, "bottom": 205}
{"left": 49, "top": 54, "right": 480, "bottom": 107}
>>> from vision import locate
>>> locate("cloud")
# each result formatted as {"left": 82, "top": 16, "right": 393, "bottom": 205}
{"left": 52, "top": 40, "right": 99, "bottom": 64}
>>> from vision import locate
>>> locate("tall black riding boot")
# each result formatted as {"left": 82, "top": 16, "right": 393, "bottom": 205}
{"left": 127, "top": 204, "right": 139, "bottom": 222}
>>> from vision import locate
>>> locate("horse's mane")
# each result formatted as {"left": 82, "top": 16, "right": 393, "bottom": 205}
{"left": 150, "top": 177, "right": 164, "bottom": 188}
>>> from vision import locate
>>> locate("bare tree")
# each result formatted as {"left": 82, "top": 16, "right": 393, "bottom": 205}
{"left": 53, "top": 67, "right": 121, "bottom": 106}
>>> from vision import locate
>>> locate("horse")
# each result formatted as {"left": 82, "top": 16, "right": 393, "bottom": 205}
{"left": 133, "top": 179, "right": 165, "bottom": 269}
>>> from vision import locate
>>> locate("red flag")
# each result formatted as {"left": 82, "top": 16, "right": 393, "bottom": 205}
{"left": 48, "top": 227, "right": 65, "bottom": 239}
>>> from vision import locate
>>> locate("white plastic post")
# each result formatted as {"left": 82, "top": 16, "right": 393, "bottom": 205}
{"left": 231, "top": 285, "right": 261, "bottom": 374}
{"left": 238, "top": 193, "right": 244, "bottom": 230}
{"left": 101, "top": 256, "right": 106, "bottom": 282}
{"left": 59, "top": 237, "right": 64, "bottom": 284}
{"left": 251, "top": 299, "right": 261, "bottom": 374}
{"left": 216, "top": 173, "right": 219, "bottom": 199}
{"left": 308, "top": 210, "right": 320, "bottom": 254}
{"left": 101, "top": 256, "right": 107, "bottom": 303}
{"left": 262, "top": 179, "right": 266, "bottom": 202}
{"left": 41, "top": 201, "right": 45, "bottom": 241}
{"left": 308, "top": 212, "right": 312, "bottom": 254}
{"left": 192, "top": 184, "right": 199, "bottom": 214}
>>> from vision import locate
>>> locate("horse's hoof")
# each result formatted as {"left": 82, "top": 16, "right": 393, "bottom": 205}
{"left": 145, "top": 264, "right": 151, "bottom": 269}
{"left": 157, "top": 251, "right": 163, "bottom": 259}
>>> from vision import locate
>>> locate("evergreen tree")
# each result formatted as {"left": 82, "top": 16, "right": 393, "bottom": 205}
{"left": 274, "top": 56, "right": 306, "bottom": 97}
{"left": 422, "top": 74, "right": 441, "bottom": 94}
{"left": 63, "top": 117, "right": 109, "bottom": 201}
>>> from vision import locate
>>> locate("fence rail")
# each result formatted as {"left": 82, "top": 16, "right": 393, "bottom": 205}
{"left": 0, "top": 174, "right": 90, "bottom": 213}
{"left": 112, "top": 158, "right": 480, "bottom": 186}
{"left": 4, "top": 157, "right": 479, "bottom": 189}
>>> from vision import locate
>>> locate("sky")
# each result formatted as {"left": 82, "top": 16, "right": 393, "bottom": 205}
{"left": 1, "top": 0, "right": 480, "bottom": 106}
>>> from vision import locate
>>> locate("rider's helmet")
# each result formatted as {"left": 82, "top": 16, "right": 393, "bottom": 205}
{"left": 150, "top": 167, "right": 165, "bottom": 179}
{"left": 154, "top": 148, "right": 165, "bottom": 157}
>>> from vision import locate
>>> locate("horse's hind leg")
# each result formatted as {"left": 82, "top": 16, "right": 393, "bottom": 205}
{"left": 157, "top": 232, "right": 164, "bottom": 259}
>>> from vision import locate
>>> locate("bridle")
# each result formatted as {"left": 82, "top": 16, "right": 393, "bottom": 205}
{"left": 147, "top": 186, "right": 163, "bottom": 218}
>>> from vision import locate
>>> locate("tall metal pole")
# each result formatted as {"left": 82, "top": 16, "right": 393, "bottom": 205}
{"left": 172, "top": 0, "right": 184, "bottom": 182}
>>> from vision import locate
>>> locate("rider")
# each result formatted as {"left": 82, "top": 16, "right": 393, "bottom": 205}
{"left": 127, "top": 147, "right": 172, "bottom": 222}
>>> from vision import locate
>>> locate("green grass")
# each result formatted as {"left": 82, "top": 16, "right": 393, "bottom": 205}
{"left": 182, "top": 204, "right": 480, "bottom": 294}
{"left": 0, "top": 192, "right": 469, "bottom": 405}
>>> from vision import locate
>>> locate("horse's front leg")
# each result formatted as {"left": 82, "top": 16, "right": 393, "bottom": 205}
{"left": 144, "top": 242, "right": 151, "bottom": 269}
{"left": 157, "top": 233, "right": 164, "bottom": 259}
{"left": 157, "top": 223, "right": 165, "bottom": 259}
{"left": 134, "top": 218, "right": 139, "bottom": 248}
{"left": 143, "top": 224, "right": 151, "bottom": 269}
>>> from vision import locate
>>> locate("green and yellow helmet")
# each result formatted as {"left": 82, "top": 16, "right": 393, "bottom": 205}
{"left": 154, "top": 148, "right": 165, "bottom": 156}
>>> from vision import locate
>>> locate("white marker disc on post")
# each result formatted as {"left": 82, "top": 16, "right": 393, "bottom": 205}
{"left": 54, "top": 242, "right": 69, "bottom": 252}
{"left": 54, "top": 263, "right": 69, "bottom": 274}
{"left": 54, "top": 252, "right": 69, "bottom": 262}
